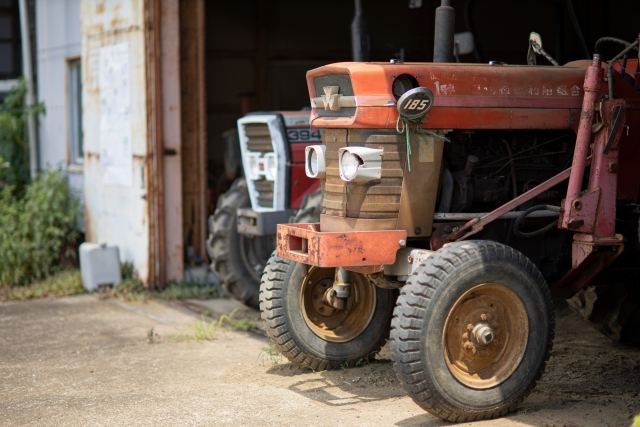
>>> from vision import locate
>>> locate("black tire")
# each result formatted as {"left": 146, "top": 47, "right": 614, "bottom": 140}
{"left": 207, "top": 178, "right": 274, "bottom": 307}
{"left": 260, "top": 252, "right": 396, "bottom": 370}
{"left": 390, "top": 240, "right": 554, "bottom": 422}
{"left": 290, "top": 187, "right": 322, "bottom": 224}
{"left": 568, "top": 282, "right": 640, "bottom": 345}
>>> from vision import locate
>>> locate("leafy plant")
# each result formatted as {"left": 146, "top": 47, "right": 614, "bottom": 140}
{"left": 0, "top": 170, "right": 80, "bottom": 287}
{"left": 0, "top": 78, "right": 45, "bottom": 190}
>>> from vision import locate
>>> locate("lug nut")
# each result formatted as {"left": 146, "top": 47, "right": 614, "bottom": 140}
{"left": 466, "top": 323, "right": 474, "bottom": 332}
{"left": 480, "top": 313, "right": 488, "bottom": 321}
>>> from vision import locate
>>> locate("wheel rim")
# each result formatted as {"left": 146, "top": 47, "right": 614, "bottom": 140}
{"left": 300, "top": 267, "right": 376, "bottom": 343}
{"left": 239, "top": 235, "right": 275, "bottom": 282}
{"left": 442, "top": 283, "right": 529, "bottom": 389}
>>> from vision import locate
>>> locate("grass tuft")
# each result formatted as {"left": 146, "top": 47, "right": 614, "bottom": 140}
{"left": 173, "top": 308, "right": 257, "bottom": 341}
{"left": 0, "top": 269, "right": 84, "bottom": 301}
{"left": 256, "top": 342, "right": 282, "bottom": 366}
{"left": 0, "top": 264, "right": 225, "bottom": 303}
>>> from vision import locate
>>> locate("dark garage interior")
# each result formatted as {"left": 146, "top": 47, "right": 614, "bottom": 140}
{"left": 203, "top": 0, "right": 640, "bottom": 210}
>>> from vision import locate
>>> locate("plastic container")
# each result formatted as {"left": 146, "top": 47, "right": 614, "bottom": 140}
{"left": 79, "top": 243, "right": 122, "bottom": 291}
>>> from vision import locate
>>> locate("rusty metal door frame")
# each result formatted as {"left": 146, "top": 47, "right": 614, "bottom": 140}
{"left": 145, "top": 0, "right": 166, "bottom": 288}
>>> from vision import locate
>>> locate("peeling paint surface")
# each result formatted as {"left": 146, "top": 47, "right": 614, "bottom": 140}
{"left": 81, "top": 0, "right": 150, "bottom": 283}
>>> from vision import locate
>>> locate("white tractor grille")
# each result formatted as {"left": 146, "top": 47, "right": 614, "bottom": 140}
{"left": 237, "top": 115, "right": 288, "bottom": 212}
{"left": 243, "top": 123, "right": 275, "bottom": 208}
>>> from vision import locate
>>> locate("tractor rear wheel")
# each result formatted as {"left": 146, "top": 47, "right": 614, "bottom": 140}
{"left": 390, "top": 240, "right": 554, "bottom": 422}
{"left": 290, "top": 187, "right": 322, "bottom": 224}
{"left": 207, "top": 178, "right": 274, "bottom": 307}
{"left": 260, "top": 252, "right": 395, "bottom": 370}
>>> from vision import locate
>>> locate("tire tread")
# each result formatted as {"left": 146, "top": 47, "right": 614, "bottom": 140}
{"left": 390, "top": 240, "right": 555, "bottom": 422}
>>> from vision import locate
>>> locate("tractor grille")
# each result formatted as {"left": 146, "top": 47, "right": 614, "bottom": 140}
{"left": 313, "top": 74, "right": 356, "bottom": 118}
{"left": 244, "top": 123, "right": 273, "bottom": 152}
{"left": 242, "top": 122, "right": 274, "bottom": 208}
{"left": 254, "top": 179, "right": 274, "bottom": 208}
{"left": 323, "top": 129, "right": 406, "bottom": 219}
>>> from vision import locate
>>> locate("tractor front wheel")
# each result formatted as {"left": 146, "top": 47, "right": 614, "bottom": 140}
{"left": 260, "top": 252, "right": 395, "bottom": 370}
{"left": 391, "top": 241, "right": 554, "bottom": 422}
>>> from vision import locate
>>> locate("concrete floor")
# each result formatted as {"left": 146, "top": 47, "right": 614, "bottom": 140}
{"left": 1, "top": 295, "right": 638, "bottom": 427}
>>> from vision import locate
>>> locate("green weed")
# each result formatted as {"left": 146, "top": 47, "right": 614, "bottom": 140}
{"left": 355, "top": 350, "right": 379, "bottom": 367}
{"left": 256, "top": 342, "right": 282, "bottom": 366}
{"left": 102, "top": 269, "right": 223, "bottom": 302}
{"left": 173, "top": 308, "right": 257, "bottom": 341}
{"left": 147, "top": 327, "right": 160, "bottom": 344}
{"left": 0, "top": 269, "right": 83, "bottom": 301}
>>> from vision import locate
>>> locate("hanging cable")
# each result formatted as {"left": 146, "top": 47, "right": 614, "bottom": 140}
{"left": 396, "top": 115, "right": 448, "bottom": 172}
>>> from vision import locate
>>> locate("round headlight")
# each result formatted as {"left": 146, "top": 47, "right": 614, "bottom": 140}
{"left": 340, "top": 151, "right": 362, "bottom": 181}
{"left": 308, "top": 149, "right": 318, "bottom": 175}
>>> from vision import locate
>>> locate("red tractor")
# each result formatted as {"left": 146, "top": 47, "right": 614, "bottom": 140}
{"left": 207, "top": 111, "right": 322, "bottom": 307}
{"left": 261, "top": 0, "right": 640, "bottom": 421}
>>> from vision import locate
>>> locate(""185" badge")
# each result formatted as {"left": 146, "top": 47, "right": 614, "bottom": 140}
{"left": 397, "top": 87, "right": 435, "bottom": 119}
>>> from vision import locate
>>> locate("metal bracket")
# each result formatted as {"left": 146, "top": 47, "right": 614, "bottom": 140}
{"left": 603, "top": 104, "right": 625, "bottom": 154}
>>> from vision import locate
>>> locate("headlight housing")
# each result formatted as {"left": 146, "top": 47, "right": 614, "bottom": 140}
{"left": 305, "top": 145, "right": 326, "bottom": 179}
{"left": 338, "top": 147, "right": 383, "bottom": 182}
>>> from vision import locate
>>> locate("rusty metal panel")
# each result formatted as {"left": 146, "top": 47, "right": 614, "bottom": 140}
{"left": 159, "top": 0, "right": 184, "bottom": 281}
{"left": 179, "top": 0, "right": 207, "bottom": 262}
{"left": 81, "top": 0, "right": 151, "bottom": 283}
{"left": 276, "top": 223, "right": 406, "bottom": 268}
{"left": 397, "top": 133, "right": 444, "bottom": 238}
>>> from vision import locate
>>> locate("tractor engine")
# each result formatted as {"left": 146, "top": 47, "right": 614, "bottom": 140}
{"left": 442, "top": 131, "right": 572, "bottom": 214}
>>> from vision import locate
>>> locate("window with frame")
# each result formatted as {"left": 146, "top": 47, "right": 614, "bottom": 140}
{"left": 0, "top": 0, "right": 21, "bottom": 79}
{"left": 68, "top": 58, "right": 83, "bottom": 165}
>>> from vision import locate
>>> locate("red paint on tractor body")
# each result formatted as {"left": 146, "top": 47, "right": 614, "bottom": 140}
{"left": 274, "top": 56, "right": 640, "bottom": 294}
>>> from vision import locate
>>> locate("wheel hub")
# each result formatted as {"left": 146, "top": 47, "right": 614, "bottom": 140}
{"left": 443, "top": 283, "right": 529, "bottom": 389}
{"left": 301, "top": 267, "right": 376, "bottom": 343}
{"left": 472, "top": 322, "right": 495, "bottom": 346}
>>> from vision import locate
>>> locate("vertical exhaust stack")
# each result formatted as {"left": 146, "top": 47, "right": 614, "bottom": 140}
{"left": 433, "top": 0, "right": 455, "bottom": 62}
{"left": 351, "top": 0, "right": 371, "bottom": 62}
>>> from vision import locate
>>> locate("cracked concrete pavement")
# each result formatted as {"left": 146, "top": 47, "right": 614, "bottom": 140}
{"left": 1, "top": 295, "right": 638, "bottom": 426}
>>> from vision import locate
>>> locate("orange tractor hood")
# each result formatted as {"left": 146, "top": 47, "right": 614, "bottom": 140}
{"left": 306, "top": 60, "right": 640, "bottom": 130}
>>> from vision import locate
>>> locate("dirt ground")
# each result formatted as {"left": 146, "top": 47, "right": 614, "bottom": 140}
{"left": 1, "top": 295, "right": 638, "bottom": 427}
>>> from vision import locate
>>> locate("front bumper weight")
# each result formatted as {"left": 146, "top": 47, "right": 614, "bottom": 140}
{"left": 237, "top": 208, "right": 296, "bottom": 236}
{"left": 276, "top": 223, "right": 407, "bottom": 268}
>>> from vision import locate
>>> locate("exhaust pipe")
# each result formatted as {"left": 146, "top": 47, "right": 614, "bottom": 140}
{"left": 433, "top": 0, "right": 455, "bottom": 62}
{"left": 351, "top": 0, "right": 371, "bottom": 62}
